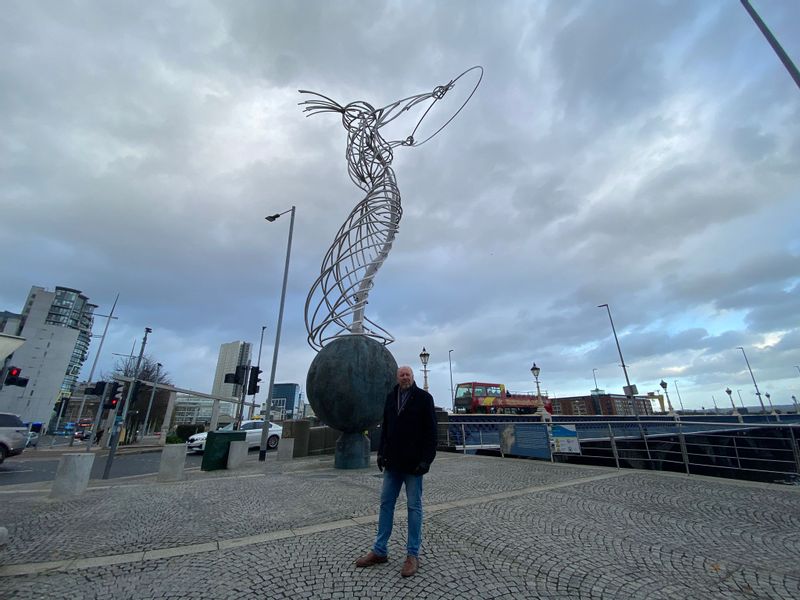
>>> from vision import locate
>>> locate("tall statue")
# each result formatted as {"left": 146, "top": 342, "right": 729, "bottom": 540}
{"left": 299, "top": 66, "right": 483, "bottom": 351}
{"left": 301, "top": 67, "right": 482, "bottom": 468}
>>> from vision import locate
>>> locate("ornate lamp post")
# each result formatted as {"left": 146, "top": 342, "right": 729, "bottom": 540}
{"left": 419, "top": 347, "right": 430, "bottom": 392}
{"left": 530, "top": 363, "right": 541, "bottom": 402}
{"left": 659, "top": 380, "right": 675, "bottom": 417}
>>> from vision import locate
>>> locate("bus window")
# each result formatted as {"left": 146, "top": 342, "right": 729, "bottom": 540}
{"left": 473, "top": 386, "right": 486, "bottom": 397}
{"left": 455, "top": 385, "right": 472, "bottom": 398}
{"left": 486, "top": 385, "right": 501, "bottom": 396}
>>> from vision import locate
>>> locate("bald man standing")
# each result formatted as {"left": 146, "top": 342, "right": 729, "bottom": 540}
{"left": 356, "top": 365, "right": 437, "bottom": 577}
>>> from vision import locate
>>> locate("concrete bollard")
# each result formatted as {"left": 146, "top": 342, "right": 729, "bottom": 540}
{"left": 276, "top": 438, "right": 295, "bottom": 461}
{"left": 157, "top": 444, "right": 187, "bottom": 482}
{"left": 227, "top": 441, "right": 248, "bottom": 470}
{"left": 50, "top": 453, "right": 95, "bottom": 499}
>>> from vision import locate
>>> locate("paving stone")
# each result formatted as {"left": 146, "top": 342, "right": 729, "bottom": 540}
{"left": 1, "top": 454, "right": 798, "bottom": 598}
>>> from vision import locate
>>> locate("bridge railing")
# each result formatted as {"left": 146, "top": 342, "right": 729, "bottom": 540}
{"left": 439, "top": 417, "right": 800, "bottom": 483}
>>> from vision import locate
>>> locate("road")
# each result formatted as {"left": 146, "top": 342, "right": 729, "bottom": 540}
{"left": 0, "top": 450, "right": 208, "bottom": 486}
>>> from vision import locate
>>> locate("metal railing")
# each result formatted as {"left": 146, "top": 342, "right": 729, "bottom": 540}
{"left": 439, "top": 417, "right": 800, "bottom": 483}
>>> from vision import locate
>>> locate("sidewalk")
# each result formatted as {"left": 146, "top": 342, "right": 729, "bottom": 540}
{"left": 1, "top": 452, "right": 798, "bottom": 599}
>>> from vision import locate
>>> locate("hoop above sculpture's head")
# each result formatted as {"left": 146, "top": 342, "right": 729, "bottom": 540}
{"left": 380, "top": 65, "right": 484, "bottom": 148}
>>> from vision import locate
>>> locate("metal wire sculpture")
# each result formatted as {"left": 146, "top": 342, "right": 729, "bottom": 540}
{"left": 300, "top": 66, "right": 483, "bottom": 351}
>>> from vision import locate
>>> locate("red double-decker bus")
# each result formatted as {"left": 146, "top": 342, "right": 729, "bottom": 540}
{"left": 453, "top": 382, "right": 552, "bottom": 415}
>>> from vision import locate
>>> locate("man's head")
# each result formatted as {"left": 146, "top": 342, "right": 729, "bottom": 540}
{"left": 397, "top": 366, "right": 414, "bottom": 390}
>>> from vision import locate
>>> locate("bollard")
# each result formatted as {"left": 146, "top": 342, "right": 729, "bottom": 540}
{"left": 276, "top": 438, "right": 295, "bottom": 461}
{"left": 0, "top": 526, "right": 8, "bottom": 546}
{"left": 157, "top": 444, "right": 187, "bottom": 482}
{"left": 227, "top": 441, "right": 248, "bottom": 470}
{"left": 50, "top": 454, "right": 95, "bottom": 499}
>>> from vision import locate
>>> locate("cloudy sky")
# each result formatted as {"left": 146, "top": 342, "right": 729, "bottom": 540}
{"left": 2, "top": 0, "right": 799, "bottom": 413}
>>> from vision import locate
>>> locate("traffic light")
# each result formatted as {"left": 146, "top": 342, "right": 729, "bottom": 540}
{"left": 86, "top": 381, "right": 107, "bottom": 396}
{"left": 247, "top": 366, "right": 262, "bottom": 395}
{"left": 4, "top": 366, "right": 29, "bottom": 387}
{"left": 224, "top": 365, "right": 248, "bottom": 385}
{"left": 104, "top": 382, "right": 123, "bottom": 410}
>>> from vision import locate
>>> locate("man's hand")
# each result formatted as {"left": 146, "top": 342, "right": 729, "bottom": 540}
{"left": 413, "top": 462, "right": 429, "bottom": 476}
{"left": 377, "top": 455, "right": 386, "bottom": 472}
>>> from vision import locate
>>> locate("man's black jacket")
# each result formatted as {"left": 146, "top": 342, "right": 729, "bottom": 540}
{"left": 378, "top": 382, "right": 437, "bottom": 475}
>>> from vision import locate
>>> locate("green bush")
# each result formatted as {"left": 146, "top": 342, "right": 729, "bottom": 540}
{"left": 175, "top": 424, "right": 205, "bottom": 442}
{"left": 165, "top": 433, "right": 184, "bottom": 444}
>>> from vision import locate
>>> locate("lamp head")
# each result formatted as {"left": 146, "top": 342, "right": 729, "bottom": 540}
{"left": 725, "top": 387, "right": 732, "bottom": 396}
{"left": 419, "top": 347, "right": 430, "bottom": 366}
{"left": 145, "top": 327, "right": 153, "bottom": 334}
{"left": 659, "top": 380, "right": 667, "bottom": 391}
{"left": 530, "top": 362, "right": 540, "bottom": 378}
{"left": 265, "top": 214, "right": 280, "bottom": 222}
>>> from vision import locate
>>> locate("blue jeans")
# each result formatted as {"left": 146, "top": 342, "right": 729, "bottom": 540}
{"left": 373, "top": 468, "right": 423, "bottom": 557}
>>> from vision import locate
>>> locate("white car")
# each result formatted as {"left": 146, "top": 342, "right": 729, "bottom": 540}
{"left": 186, "top": 420, "right": 282, "bottom": 453}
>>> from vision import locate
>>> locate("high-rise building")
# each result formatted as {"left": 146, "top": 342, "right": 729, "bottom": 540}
{"left": 211, "top": 341, "right": 252, "bottom": 400}
{"left": 0, "top": 286, "right": 96, "bottom": 424}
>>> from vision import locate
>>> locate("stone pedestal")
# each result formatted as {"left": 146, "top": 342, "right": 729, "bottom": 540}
{"left": 334, "top": 431, "right": 370, "bottom": 469}
{"left": 226, "top": 441, "right": 248, "bottom": 470}
{"left": 50, "top": 453, "right": 95, "bottom": 499}
{"left": 157, "top": 444, "right": 186, "bottom": 482}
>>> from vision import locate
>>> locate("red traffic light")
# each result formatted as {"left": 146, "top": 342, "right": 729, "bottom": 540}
{"left": 8, "top": 367, "right": 20, "bottom": 377}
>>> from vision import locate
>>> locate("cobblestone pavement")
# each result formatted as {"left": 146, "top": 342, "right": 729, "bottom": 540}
{"left": 2, "top": 453, "right": 798, "bottom": 599}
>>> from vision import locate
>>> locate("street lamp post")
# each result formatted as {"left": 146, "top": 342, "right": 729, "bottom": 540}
{"left": 598, "top": 304, "right": 639, "bottom": 416}
{"left": 531, "top": 362, "right": 549, "bottom": 422}
{"left": 673, "top": 380, "right": 686, "bottom": 412}
{"left": 660, "top": 380, "right": 675, "bottom": 416}
{"left": 103, "top": 326, "right": 152, "bottom": 479}
{"left": 792, "top": 395, "right": 798, "bottom": 414}
{"left": 419, "top": 347, "right": 430, "bottom": 392}
{"left": 726, "top": 387, "right": 742, "bottom": 422}
{"left": 592, "top": 368, "right": 599, "bottom": 391}
{"left": 70, "top": 293, "right": 120, "bottom": 446}
{"left": 737, "top": 389, "right": 745, "bottom": 409}
{"left": 765, "top": 392, "right": 778, "bottom": 421}
{"left": 711, "top": 395, "right": 719, "bottom": 414}
{"left": 737, "top": 346, "right": 766, "bottom": 414}
{"left": 448, "top": 349, "right": 454, "bottom": 408}
{"left": 259, "top": 206, "right": 295, "bottom": 462}
{"left": 142, "top": 362, "right": 162, "bottom": 438}
{"left": 249, "top": 325, "right": 267, "bottom": 420}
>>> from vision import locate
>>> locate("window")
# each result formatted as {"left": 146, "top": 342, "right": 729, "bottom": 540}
{"left": 0, "top": 414, "right": 24, "bottom": 427}
{"left": 473, "top": 386, "right": 486, "bottom": 397}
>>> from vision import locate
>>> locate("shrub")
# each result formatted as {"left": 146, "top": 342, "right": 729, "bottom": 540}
{"left": 165, "top": 433, "right": 184, "bottom": 444}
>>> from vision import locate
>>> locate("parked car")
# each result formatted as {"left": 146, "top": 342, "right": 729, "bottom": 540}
{"left": 0, "top": 412, "right": 28, "bottom": 464}
{"left": 73, "top": 429, "right": 92, "bottom": 440}
{"left": 25, "top": 431, "right": 39, "bottom": 447}
{"left": 186, "top": 420, "right": 282, "bottom": 453}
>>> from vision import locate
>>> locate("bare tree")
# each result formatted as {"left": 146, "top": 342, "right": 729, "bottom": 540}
{"left": 101, "top": 355, "right": 174, "bottom": 439}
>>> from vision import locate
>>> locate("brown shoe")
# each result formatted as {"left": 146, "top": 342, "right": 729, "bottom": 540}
{"left": 401, "top": 555, "right": 418, "bottom": 577}
{"left": 355, "top": 551, "right": 388, "bottom": 567}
